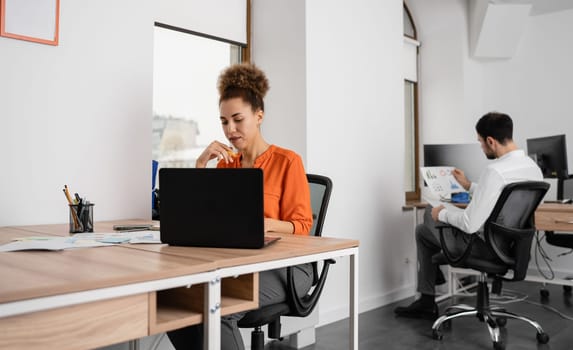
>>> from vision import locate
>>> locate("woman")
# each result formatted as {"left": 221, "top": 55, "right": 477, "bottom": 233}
{"left": 167, "top": 63, "right": 314, "bottom": 350}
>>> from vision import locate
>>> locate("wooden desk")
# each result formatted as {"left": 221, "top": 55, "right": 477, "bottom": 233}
{"left": 535, "top": 202, "right": 573, "bottom": 232}
{"left": 0, "top": 222, "right": 359, "bottom": 350}
{"left": 405, "top": 201, "right": 573, "bottom": 232}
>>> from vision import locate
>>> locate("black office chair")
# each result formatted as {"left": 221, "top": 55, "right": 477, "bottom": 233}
{"left": 237, "top": 174, "right": 334, "bottom": 350}
{"left": 431, "top": 181, "right": 550, "bottom": 350}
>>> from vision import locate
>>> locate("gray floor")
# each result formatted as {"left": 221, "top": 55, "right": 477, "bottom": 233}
{"left": 268, "top": 281, "right": 573, "bottom": 350}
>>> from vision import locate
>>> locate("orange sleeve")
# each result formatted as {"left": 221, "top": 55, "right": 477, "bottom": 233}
{"left": 217, "top": 146, "right": 313, "bottom": 235}
{"left": 279, "top": 155, "right": 313, "bottom": 235}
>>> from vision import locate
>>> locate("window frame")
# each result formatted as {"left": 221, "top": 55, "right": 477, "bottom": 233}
{"left": 404, "top": 2, "right": 420, "bottom": 202}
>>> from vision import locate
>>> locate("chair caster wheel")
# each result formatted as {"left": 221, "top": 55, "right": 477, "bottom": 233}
{"left": 496, "top": 317, "right": 507, "bottom": 327}
{"left": 564, "top": 285, "right": 572, "bottom": 295}
{"left": 493, "top": 340, "right": 505, "bottom": 350}
{"left": 537, "top": 332, "right": 550, "bottom": 344}
{"left": 540, "top": 288, "right": 550, "bottom": 299}
{"left": 432, "top": 329, "right": 443, "bottom": 340}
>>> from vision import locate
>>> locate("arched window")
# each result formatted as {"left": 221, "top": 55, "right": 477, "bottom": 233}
{"left": 403, "top": 2, "right": 420, "bottom": 201}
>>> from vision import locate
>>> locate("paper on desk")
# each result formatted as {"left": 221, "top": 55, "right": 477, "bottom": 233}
{"left": 0, "top": 237, "right": 112, "bottom": 252}
{"left": 0, "top": 231, "right": 162, "bottom": 252}
{"left": 72, "top": 231, "right": 162, "bottom": 244}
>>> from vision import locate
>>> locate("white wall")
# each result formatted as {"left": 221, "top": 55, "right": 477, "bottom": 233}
{"left": 0, "top": 0, "right": 154, "bottom": 226}
{"left": 251, "top": 0, "right": 307, "bottom": 160}
{"left": 253, "top": 0, "right": 417, "bottom": 326}
{"left": 305, "top": 0, "right": 416, "bottom": 323}
{"left": 408, "top": 0, "right": 573, "bottom": 278}
{"left": 0, "top": 0, "right": 247, "bottom": 228}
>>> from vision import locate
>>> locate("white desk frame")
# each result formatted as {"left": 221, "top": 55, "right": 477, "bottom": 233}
{"left": 0, "top": 247, "right": 359, "bottom": 350}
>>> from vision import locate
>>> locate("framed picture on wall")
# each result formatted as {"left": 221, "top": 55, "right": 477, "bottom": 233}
{"left": 0, "top": 0, "right": 60, "bottom": 45}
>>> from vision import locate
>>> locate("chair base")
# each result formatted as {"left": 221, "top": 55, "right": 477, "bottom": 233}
{"left": 432, "top": 273, "right": 549, "bottom": 349}
{"left": 250, "top": 327, "right": 265, "bottom": 350}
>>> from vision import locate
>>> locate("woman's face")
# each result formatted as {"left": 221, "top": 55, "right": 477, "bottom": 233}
{"left": 219, "top": 97, "right": 263, "bottom": 151}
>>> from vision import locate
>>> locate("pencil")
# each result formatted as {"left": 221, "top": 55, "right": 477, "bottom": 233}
{"left": 64, "top": 187, "right": 81, "bottom": 230}
{"left": 63, "top": 185, "right": 74, "bottom": 205}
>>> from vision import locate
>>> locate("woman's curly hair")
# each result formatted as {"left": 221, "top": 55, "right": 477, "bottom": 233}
{"left": 217, "top": 63, "right": 269, "bottom": 111}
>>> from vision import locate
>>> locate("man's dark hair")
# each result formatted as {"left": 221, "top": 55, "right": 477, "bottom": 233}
{"left": 475, "top": 112, "right": 513, "bottom": 145}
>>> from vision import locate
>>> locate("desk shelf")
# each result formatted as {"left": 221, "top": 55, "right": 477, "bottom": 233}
{"left": 149, "top": 273, "right": 258, "bottom": 334}
{"left": 221, "top": 273, "right": 259, "bottom": 315}
{"left": 150, "top": 285, "right": 204, "bottom": 334}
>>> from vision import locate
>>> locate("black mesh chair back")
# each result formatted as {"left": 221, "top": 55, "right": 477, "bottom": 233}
{"left": 308, "top": 174, "right": 333, "bottom": 237}
{"left": 431, "top": 180, "right": 550, "bottom": 349}
{"left": 237, "top": 173, "right": 334, "bottom": 349}
{"left": 485, "top": 181, "right": 550, "bottom": 281}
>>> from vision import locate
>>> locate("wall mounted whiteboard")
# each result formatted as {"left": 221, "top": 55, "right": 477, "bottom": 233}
{"left": 0, "top": 0, "right": 60, "bottom": 45}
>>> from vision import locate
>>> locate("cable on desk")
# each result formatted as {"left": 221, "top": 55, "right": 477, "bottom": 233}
{"left": 534, "top": 230, "right": 555, "bottom": 280}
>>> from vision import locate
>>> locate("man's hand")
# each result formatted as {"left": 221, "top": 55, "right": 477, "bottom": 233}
{"left": 431, "top": 205, "right": 445, "bottom": 222}
{"left": 452, "top": 168, "right": 471, "bottom": 191}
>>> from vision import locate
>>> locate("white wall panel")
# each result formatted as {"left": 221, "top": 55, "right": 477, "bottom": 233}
{"left": 155, "top": 0, "right": 247, "bottom": 43}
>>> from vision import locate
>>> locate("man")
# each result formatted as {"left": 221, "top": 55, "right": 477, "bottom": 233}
{"left": 394, "top": 112, "right": 543, "bottom": 319}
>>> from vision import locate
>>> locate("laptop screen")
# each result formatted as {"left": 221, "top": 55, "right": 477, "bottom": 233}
{"left": 159, "top": 168, "right": 266, "bottom": 248}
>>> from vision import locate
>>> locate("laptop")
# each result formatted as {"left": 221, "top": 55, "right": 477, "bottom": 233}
{"left": 159, "top": 168, "right": 280, "bottom": 249}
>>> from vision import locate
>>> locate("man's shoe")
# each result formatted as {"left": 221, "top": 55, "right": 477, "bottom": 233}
{"left": 394, "top": 299, "right": 439, "bottom": 320}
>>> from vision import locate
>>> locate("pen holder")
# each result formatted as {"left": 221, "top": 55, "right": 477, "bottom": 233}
{"left": 69, "top": 203, "right": 94, "bottom": 233}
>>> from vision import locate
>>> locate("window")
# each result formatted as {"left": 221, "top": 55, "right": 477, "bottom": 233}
{"left": 152, "top": 23, "right": 246, "bottom": 170}
{"left": 403, "top": 3, "right": 420, "bottom": 201}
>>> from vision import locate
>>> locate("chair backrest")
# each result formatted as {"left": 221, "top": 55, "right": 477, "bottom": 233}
{"left": 307, "top": 174, "right": 333, "bottom": 237}
{"left": 485, "top": 181, "right": 549, "bottom": 280}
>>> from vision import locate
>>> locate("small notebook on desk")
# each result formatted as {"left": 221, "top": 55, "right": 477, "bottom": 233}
{"left": 159, "top": 168, "right": 280, "bottom": 249}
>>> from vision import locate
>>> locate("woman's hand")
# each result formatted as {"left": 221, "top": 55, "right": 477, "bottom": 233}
{"left": 452, "top": 168, "right": 471, "bottom": 191}
{"left": 195, "top": 141, "right": 235, "bottom": 168}
{"left": 264, "top": 218, "right": 295, "bottom": 234}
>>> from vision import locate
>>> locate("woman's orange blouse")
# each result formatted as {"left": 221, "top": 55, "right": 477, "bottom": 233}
{"left": 217, "top": 145, "right": 313, "bottom": 235}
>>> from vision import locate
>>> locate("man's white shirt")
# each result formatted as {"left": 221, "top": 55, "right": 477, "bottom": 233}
{"left": 438, "top": 149, "right": 543, "bottom": 234}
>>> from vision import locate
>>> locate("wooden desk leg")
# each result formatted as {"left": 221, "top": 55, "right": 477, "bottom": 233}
{"left": 204, "top": 276, "right": 221, "bottom": 350}
{"left": 350, "top": 252, "right": 359, "bottom": 350}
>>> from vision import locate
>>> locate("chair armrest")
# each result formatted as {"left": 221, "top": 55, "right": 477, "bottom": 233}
{"left": 286, "top": 259, "right": 336, "bottom": 317}
{"left": 435, "top": 223, "right": 476, "bottom": 266}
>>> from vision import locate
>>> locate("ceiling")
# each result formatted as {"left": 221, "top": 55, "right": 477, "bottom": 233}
{"left": 491, "top": 0, "right": 573, "bottom": 15}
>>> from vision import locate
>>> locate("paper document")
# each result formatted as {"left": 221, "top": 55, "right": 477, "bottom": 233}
{"left": 420, "top": 166, "right": 466, "bottom": 211}
{"left": 0, "top": 231, "right": 162, "bottom": 252}
{"left": 422, "top": 192, "right": 463, "bottom": 213}
{"left": 0, "top": 237, "right": 112, "bottom": 252}
{"left": 421, "top": 166, "right": 465, "bottom": 197}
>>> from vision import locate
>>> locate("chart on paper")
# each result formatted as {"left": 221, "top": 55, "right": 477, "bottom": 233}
{"left": 421, "top": 166, "right": 465, "bottom": 197}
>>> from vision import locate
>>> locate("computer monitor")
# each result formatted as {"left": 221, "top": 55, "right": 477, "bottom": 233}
{"left": 423, "top": 143, "right": 492, "bottom": 184}
{"left": 526, "top": 135, "right": 568, "bottom": 179}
